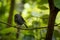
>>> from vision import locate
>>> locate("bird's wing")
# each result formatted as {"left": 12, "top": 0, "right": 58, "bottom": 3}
{"left": 19, "top": 15, "right": 25, "bottom": 22}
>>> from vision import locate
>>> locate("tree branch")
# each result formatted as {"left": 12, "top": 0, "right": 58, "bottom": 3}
{"left": 0, "top": 20, "right": 60, "bottom": 30}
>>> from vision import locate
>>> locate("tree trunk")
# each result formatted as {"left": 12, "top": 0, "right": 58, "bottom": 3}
{"left": 7, "top": 0, "right": 15, "bottom": 27}
{"left": 45, "top": 0, "right": 59, "bottom": 40}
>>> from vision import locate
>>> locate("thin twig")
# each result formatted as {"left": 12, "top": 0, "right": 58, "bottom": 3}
{"left": 0, "top": 20, "right": 60, "bottom": 30}
{"left": 19, "top": 27, "right": 47, "bottom": 30}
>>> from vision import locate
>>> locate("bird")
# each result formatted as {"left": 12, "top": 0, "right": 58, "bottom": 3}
{"left": 14, "top": 14, "right": 28, "bottom": 28}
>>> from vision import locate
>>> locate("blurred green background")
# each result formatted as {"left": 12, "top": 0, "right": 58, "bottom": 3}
{"left": 0, "top": 0, "right": 60, "bottom": 40}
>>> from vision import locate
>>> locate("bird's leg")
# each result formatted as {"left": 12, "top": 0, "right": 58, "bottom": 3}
{"left": 16, "top": 25, "right": 22, "bottom": 40}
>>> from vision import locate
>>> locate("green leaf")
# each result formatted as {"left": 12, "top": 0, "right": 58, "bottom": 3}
{"left": 37, "top": 0, "right": 48, "bottom": 5}
{"left": 38, "top": 6, "right": 48, "bottom": 10}
{"left": 23, "top": 35, "right": 35, "bottom": 40}
{"left": 54, "top": 0, "right": 60, "bottom": 9}
{"left": 54, "top": 30, "right": 60, "bottom": 37}
{"left": 40, "top": 14, "right": 49, "bottom": 24}
{"left": 0, "top": 27, "right": 16, "bottom": 34}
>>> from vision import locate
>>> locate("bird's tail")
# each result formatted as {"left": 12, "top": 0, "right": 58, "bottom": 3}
{"left": 24, "top": 23, "right": 28, "bottom": 28}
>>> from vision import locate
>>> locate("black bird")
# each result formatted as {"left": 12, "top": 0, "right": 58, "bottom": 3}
{"left": 14, "top": 14, "right": 28, "bottom": 28}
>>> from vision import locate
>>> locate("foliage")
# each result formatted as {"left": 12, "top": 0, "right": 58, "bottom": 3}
{"left": 54, "top": 0, "right": 60, "bottom": 9}
{"left": 0, "top": 0, "right": 60, "bottom": 40}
